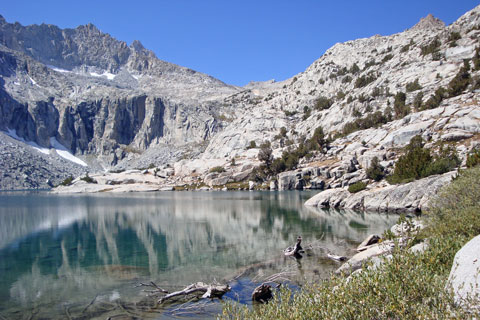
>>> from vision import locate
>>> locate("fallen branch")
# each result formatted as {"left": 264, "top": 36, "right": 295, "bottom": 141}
{"left": 327, "top": 253, "right": 347, "bottom": 262}
{"left": 135, "top": 281, "right": 169, "bottom": 293}
{"left": 158, "top": 282, "right": 230, "bottom": 303}
{"left": 82, "top": 294, "right": 98, "bottom": 314}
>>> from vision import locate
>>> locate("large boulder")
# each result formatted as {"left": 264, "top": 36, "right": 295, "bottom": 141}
{"left": 447, "top": 235, "right": 480, "bottom": 310}
{"left": 335, "top": 241, "right": 394, "bottom": 276}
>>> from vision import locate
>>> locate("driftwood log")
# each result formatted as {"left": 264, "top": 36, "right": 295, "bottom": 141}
{"left": 251, "top": 283, "right": 273, "bottom": 303}
{"left": 158, "top": 282, "right": 230, "bottom": 303}
{"left": 284, "top": 236, "right": 304, "bottom": 258}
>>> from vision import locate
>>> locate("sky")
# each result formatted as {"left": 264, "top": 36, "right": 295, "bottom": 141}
{"left": 0, "top": 1, "right": 479, "bottom": 86}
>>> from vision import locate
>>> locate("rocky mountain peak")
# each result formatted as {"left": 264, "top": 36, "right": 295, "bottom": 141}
{"left": 0, "top": 15, "right": 5, "bottom": 24}
{"left": 130, "top": 39, "right": 145, "bottom": 52}
{"left": 410, "top": 13, "right": 445, "bottom": 31}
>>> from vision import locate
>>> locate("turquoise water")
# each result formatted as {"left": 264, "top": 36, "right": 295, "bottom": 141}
{"left": 0, "top": 191, "right": 397, "bottom": 319}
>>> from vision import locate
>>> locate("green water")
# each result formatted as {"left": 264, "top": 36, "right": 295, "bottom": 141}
{"left": 0, "top": 191, "right": 397, "bottom": 319}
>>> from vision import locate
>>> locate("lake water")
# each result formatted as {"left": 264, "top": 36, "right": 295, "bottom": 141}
{"left": 0, "top": 191, "right": 397, "bottom": 319}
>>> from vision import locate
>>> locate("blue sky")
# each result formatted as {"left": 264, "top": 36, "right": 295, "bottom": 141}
{"left": 0, "top": 1, "right": 479, "bottom": 86}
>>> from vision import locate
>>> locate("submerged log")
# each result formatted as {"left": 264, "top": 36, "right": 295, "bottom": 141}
{"left": 158, "top": 282, "right": 230, "bottom": 303}
{"left": 327, "top": 253, "right": 347, "bottom": 262}
{"left": 251, "top": 283, "right": 273, "bottom": 303}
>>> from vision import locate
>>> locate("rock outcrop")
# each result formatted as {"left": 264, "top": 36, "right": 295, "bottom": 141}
{"left": 447, "top": 234, "right": 480, "bottom": 310}
{"left": 305, "top": 171, "right": 456, "bottom": 212}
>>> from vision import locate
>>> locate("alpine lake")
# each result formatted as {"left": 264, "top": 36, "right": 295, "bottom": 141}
{"left": 0, "top": 191, "right": 398, "bottom": 319}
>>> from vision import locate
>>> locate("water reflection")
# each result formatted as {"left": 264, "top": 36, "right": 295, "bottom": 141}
{"left": 0, "top": 191, "right": 398, "bottom": 318}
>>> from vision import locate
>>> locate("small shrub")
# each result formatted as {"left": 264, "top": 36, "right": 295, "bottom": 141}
{"left": 302, "top": 106, "right": 311, "bottom": 120}
{"left": 258, "top": 141, "right": 273, "bottom": 165}
{"left": 473, "top": 47, "right": 480, "bottom": 70}
{"left": 349, "top": 63, "right": 360, "bottom": 74}
{"left": 80, "top": 173, "right": 97, "bottom": 184}
{"left": 420, "top": 37, "right": 441, "bottom": 56}
{"left": 284, "top": 110, "right": 297, "bottom": 117}
{"left": 447, "top": 62, "right": 471, "bottom": 97}
{"left": 354, "top": 73, "right": 377, "bottom": 88}
{"left": 466, "top": 149, "right": 480, "bottom": 168}
{"left": 310, "top": 126, "right": 327, "bottom": 152}
{"left": 448, "top": 31, "right": 461, "bottom": 42}
{"left": 336, "top": 90, "right": 346, "bottom": 100}
{"left": 342, "top": 75, "right": 352, "bottom": 83}
{"left": 271, "top": 158, "right": 287, "bottom": 174}
{"left": 60, "top": 176, "right": 74, "bottom": 186}
{"left": 366, "top": 157, "right": 384, "bottom": 181}
{"left": 209, "top": 166, "right": 226, "bottom": 174}
{"left": 421, "top": 87, "right": 446, "bottom": 110}
{"left": 406, "top": 78, "right": 422, "bottom": 92}
{"left": 413, "top": 91, "right": 424, "bottom": 111}
{"left": 342, "top": 111, "right": 390, "bottom": 136}
{"left": 393, "top": 91, "right": 410, "bottom": 119}
{"left": 382, "top": 53, "right": 394, "bottom": 63}
{"left": 348, "top": 181, "right": 367, "bottom": 193}
{"left": 363, "top": 59, "right": 376, "bottom": 70}
{"left": 247, "top": 140, "right": 256, "bottom": 149}
{"left": 357, "top": 94, "right": 369, "bottom": 103}
{"left": 314, "top": 96, "right": 333, "bottom": 110}
{"left": 401, "top": 44, "right": 410, "bottom": 53}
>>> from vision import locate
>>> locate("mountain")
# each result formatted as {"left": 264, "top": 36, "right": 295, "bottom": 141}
{"left": 1, "top": 5, "right": 480, "bottom": 195}
{"left": 0, "top": 15, "right": 241, "bottom": 188}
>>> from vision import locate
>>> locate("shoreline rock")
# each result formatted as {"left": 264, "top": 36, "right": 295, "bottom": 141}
{"left": 304, "top": 171, "right": 456, "bottom": 213}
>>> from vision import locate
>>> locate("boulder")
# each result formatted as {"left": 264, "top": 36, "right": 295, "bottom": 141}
{"left": 278, "top": 170, "right": 304, "bottom": 190}
{"left": 447, "top": 234, "right": 480, "bottom": 309}
{"left": 308, "top": 178, "right": 325, "bottom": 190}
{"left": 304, "top": 188, "right": 350, "bottom": 208}
{"left": 357, "top": 234, "right": 381, "bottom": 252}
{"left": 269, "top": 180, "right": 278, "bottom": 190}
{"left": 440, "top": 129, "right": 473, "bottom": 142}
{"left": 408, "top": 241, "right": 429, "bottom": 255}
{"left": 335, "top": 241, "right": 394, "bottom": 276}
{"left": 390, "top": 219, "right": 424, "bottom": 237}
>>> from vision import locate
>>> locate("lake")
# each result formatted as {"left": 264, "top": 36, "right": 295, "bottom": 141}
{"left": 0, "top": 191, "right": 398, "bottom": 319}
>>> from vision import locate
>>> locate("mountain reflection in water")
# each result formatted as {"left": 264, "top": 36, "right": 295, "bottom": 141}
{"left": 0, "top": 191, "right": 397, "bottom": 319}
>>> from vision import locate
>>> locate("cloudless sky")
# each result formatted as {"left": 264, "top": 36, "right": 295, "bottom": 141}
{"left": 0, "top": 1, "right": 479, "bottom": 86}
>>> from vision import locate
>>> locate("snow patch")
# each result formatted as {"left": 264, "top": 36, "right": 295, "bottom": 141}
{"left": 90, "top": 71, "right": 116, "bottom": 80}
{"left": 6, "top": 129, "right": 50, "bottom": 154}
{"left": 47, "top": 65, "right": 71, "bottom": 73}
{"left": 3, "top": 129, "right": 87, "bottom": 166}
{"left": 50, "top": 137, "right": 88, "bottom": 166}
